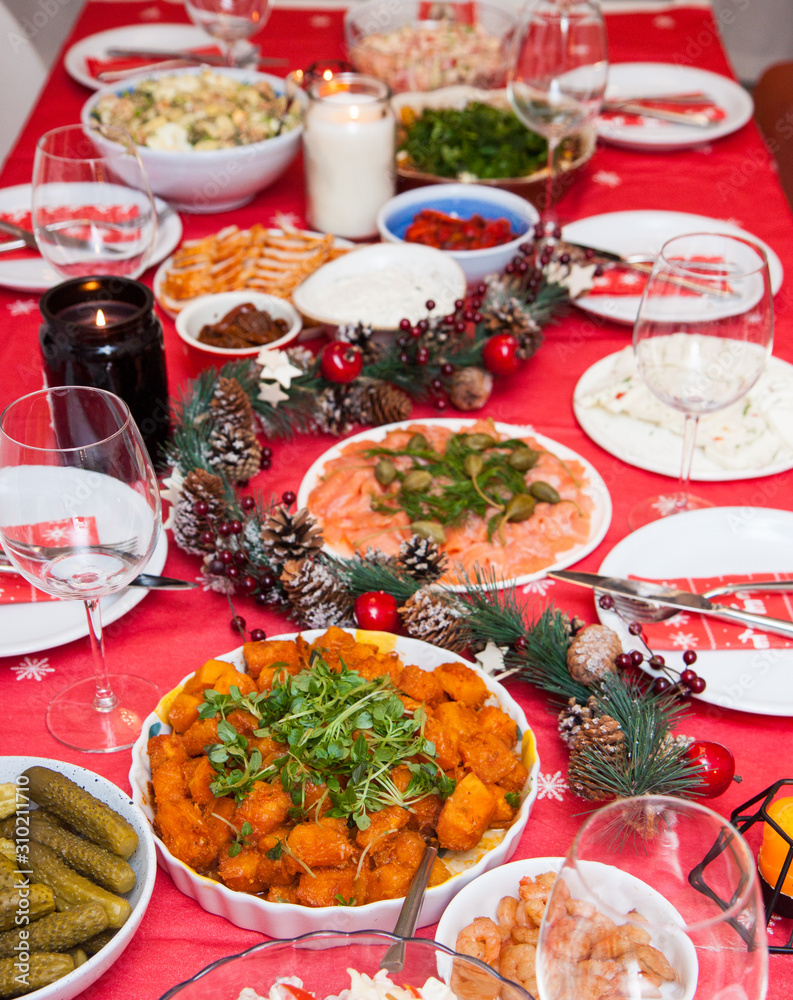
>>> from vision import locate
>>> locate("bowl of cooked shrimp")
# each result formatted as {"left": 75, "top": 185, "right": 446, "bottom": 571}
{"left": 436, "top": 857, "right": 698, "bottom": 999}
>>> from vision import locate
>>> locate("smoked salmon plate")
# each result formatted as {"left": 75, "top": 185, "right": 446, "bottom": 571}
{"left": 298, "top": 419, "right": 612, "bottom": 589}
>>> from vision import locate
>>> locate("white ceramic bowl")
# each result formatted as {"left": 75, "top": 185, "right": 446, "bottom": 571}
{"left": 291, "top": 242, "right": 467, "bottom": 331}
{"left": 436, "top": 857, "right": 699, "bottom": 1000}
{"left": 174, "top": 290, "right": 303, "bottom": 362}
{"left": 376, "top": 183, "right": 538, "bottom": 285}
{"left": 129, "top": 629, "right": 540, "bottom": 937}
{"left": 0, "top": 756, "right": 156, "bottom": 1000}
{"left": 81, "top": 67, "right": 303, "bottom": 213}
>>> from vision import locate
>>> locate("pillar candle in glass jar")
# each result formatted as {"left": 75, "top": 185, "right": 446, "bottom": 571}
{"left": 303, "top": 73, "right": 395, "bottom": 240}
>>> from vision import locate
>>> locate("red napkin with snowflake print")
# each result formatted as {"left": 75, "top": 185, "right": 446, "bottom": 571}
{"left": 0, "top": 517, "right": 100, "bottom": 604}
{"left": 0, "top": 206, "right": 143, "bottom": 262}
{"left": 84, "top": 46, "right": 224, "bottom": 79}
{"left": 628, "top": 573, "right": 793, "bottom": 652}
{"left": 599, "top": 99, "right": 727, "bottom": 127}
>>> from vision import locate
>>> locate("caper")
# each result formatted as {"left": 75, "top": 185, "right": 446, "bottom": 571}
{"left": 402, "top": 469, "right": 433, "bottom": 492}
{"left": 530, "top": 481, "right": 561, "bottom": 504}
{"left": 410, "top": 520, "right": 447, "bottom": 544}
{"left": 463, "top": 453, "right": 484, "bottom": 478}
{"left": 503, "top": 494, "right": 536, "bottom": 522}
{"left": 509, "top": 447, "right": 540, "bottom": 472}
{"left": 407, "top": 433, "right": 429, "bottom": 452}
{"left": 374, "top": 458, "right": 397, "bottom": 486}
{"left": 466, "top": 433, "right": 496, "bottom": 451}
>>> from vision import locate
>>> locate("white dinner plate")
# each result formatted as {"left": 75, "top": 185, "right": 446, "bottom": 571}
{"left": 596, "top": 507, "right": 793, "bottom": 717}
{"left": 0, "top": 184, "right": 183, "bottom": 294}
{"left": 573, "top": 350, "right": 793, "bottom": 481}
{"left": 297, "top": 418, "right": 612, "bottom": 591}
{"left": 0, "top": 529, "right": 168, "bottom": 659}
{"left": 562, "top": 210, "right": 783, "bottom": 326}
{"left": 597, "top": 63, "right": 754, "bottom": 151}
{"left": 65, "top": 23, "right": 229, "bottom": 90}
{"left": 129, "top": 629, "right": 540, "bottom": 936}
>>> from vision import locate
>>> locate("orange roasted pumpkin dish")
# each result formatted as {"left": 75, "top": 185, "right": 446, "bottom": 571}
{"left": 147, "top": 628, "right": 530, "bottom": 908}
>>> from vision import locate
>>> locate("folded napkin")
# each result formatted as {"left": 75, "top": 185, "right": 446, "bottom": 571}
{"left": 600, "top": 99, "right": 726, "bottom": 127}
{"left": 628, "top": 573, "right": 793, "bottom": 651}
{"left": 0, "top": 206, "right": 143, "bottom": 262}
{"left": 85, "top": 46, "right": 223, "bottom": 79}
{"left": 587, "top": 256, "right": 726, "bottom": 297}
{"left": 0, "top": 517, "right": 100, "bottom": 605}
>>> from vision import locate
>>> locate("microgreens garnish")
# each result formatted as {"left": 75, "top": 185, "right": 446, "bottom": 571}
{"left": 201, "top": 654, "right": 454, "bottom": 829}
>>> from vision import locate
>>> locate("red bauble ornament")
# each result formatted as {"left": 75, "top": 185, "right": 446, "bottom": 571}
{"left": 354, "top": 591, "right": 400, "bottom": 633}
{"left": 482, "top": 333, "right": 521, "bottom": 376}
{"left": 685, "top": 740, "right": 736, "bottom": 798}
{"left": 320, "top": 342, "right": 363, "bottom": 383}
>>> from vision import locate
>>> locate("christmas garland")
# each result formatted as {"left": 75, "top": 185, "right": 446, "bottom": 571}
{"left": 161, "top": 246, "right": 721, "bottom": 805}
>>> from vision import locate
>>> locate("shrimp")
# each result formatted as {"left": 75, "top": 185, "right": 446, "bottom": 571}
{"left": 456, "top": 916, "right": 501, "bottom": 968}
{"left": 499, "top": 941, "right": 537, "bottom": 988}
{"left": 496, "top": 895, "right": 519, "bottom": 941}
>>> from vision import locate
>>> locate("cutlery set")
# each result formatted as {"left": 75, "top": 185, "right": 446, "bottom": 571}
{"left": 550, "top": 570, "right": 793, "bottom": 639}
{"left": 0, "top": 205, "right": 176, "bottom": 256}
{"left": 0, "top": 556, "right": 196, "bottom": 590}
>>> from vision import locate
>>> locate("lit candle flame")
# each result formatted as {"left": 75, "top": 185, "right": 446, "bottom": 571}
{"left": 95, "top": 308, "right": 106, "bottom": 327}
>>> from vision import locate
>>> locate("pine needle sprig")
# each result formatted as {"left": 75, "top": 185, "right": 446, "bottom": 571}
{"left": 448, "top": 567, "right": 530, "bottom": 650}
{"left": 507, "top": 606, "right": 592, "bottom": 704}
{"left": 327, "top": 553, "right": 422, "bottom": 604}
{"left": 523, "top": 280, "right": 571, "bottom": 326}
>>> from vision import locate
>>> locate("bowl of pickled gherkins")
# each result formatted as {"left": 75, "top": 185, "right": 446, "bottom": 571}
{"left": 0, "top": 757, "right": 156, "bottom": 1000}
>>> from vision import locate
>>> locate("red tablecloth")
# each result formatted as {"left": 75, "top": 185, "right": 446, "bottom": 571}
{"left": 0, "top": 2, "right": 792, "bottom": 997}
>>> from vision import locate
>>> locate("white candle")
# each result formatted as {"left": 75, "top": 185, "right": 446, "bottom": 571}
{"left": 303, "top": 75, "right": 395, "bottom": 240}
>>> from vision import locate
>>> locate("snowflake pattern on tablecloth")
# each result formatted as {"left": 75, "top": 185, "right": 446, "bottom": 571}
{"left": 273, "top": 211, "right": 301, "bottom": 229}
{"left": 652, "top": 15, "right": 676, "bottom": 29}
{"left": 651, "top": 495, "right": 685, "bottom": 517}
{"left": 592, "top": 170, "right": 622, "bottom": 188}
{"left": 141, "top": 5, "right": 162, "bottom": 18}
{"left": 7, "top": 299, "right": 38, "bottom": 316}
{"left": 522, "top": 578, "right": 555, "bottom": 597}
{"left": 662, "top": 611, "right": 691, "bottom": 627}
{"left": 696, "top": 144, "right": 715, "bottom": 155}
{"left": 42, "top": 524, "right": 71, "bottom": 543}
{"left": 310, "top": 15, "right": 332, "bottom": 28}
{"left": 537, "top": 770, "right": 568, "bottom": 801}
{"left": 667, "top": 630, "right": 699, "bottom": 648}
{"left": 11, "top": 657, "right": 54, "bottom": 681}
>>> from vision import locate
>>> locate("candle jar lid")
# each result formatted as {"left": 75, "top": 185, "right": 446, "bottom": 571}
{"left": 306, "top": 72, "right": 392, "bottom": 106}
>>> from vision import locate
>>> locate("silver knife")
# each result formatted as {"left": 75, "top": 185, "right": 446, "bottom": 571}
{"left": 105, "top": 47, "right": 288, "bottom": 67}
{"left": 0, "top": 219, "right": 37, "bottom": 250}
{"left": 548, "top": 570, "right": 793, "bottom": 639}
{"left": 0, "top": 561, "right": 196, "bottom": 591}
{"left": 601, "top": 101, "right": 713, "bottom": 127}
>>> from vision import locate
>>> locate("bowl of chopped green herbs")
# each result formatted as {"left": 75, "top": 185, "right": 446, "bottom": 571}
{"left": 393, "top": 86, "right": 596, "bottom": 206}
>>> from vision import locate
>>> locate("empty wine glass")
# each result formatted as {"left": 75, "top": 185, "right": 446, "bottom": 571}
{"left": 508, "top": 0, "right": 608, "bottom": 231}
{"left": 0, "top": 387, "right": 161, "bottom": 753}
{"left": 630, "top": 232, "right": 773, "bottom": 529}
{"left": 32, "top": 123, "right": 157, "bottom": 280}
{"left": 537, "top": 796, "right": 769, "bottom": 1000}
{"left": 183, "top": 0, "right": 272, "bottom": 66}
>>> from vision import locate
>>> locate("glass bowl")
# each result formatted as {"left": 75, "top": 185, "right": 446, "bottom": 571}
{"left": 344, "top": 0, "right": 516, "bottom": 94}
{"left": 158, "top": 930, "right": 534, "bottom": 1000}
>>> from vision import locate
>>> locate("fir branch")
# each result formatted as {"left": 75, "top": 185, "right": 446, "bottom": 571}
{"left": 524, "top": 280, "right": 571, "bottom": 326}
{"left": 327, "top": 553, "right": 421, "bottom": 604}
{"left": 447, "top": 567, "right": 530, "bottom": 649}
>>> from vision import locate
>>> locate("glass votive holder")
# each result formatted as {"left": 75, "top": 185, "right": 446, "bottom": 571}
{"left": 39, "top": 275, "right": 170, "bottom": 464}
{"left": 303, "top": 72, "right": 395, "bottom": 240}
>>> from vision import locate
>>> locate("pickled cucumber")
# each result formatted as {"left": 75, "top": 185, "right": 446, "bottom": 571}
{"left": 0, "top": 859, "right": 16, "bottom": 892}
{"left": 0, "top": 813, "right": 135, "bottom": 894}
{"left": 81, "top": 928, "right": 117, "bottom": 956}
{"left": 0, "top": 952, "right": 74, "bottom": 998}
{"left": 0, "top": 885, "right": 54, "bottom": 932}
{"left": 0, "top": 902, "right": 108, "bottom": 959}
{"left": 25, "top": 843, "right": 131, "bottom": 929}
{"left": 22, "top": 768, "right": 138, "bottom": 859}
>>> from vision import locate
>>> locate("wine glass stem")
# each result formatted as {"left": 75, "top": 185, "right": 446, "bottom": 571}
{"left": 542, "top": 136, "right": 560, "bottom": 225}
{"left": 83, "top": 597, "right": 119, "bottom": 713}
{"left": 678, "top": 412, "right": 700, "bottom": 509}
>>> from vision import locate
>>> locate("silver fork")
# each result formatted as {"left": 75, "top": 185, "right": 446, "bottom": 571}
{"left": 2, "top": 536, "right": 139, "bottom": 563}
{"left": 608, "top": 579, "right": 793, "bottom": 640}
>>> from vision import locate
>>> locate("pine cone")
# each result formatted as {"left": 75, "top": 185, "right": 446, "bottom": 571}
{"left": 399, "top": 587, "right": 467, "bottom": 653}
{"left": 172, "top": 468, "right": 228, "bottom": 555}
{"left": 356, "top": 547, "right": 399, "bottom": 572}
{"left": 211, "top": 376, "right": 255, "bottom": 433}
{"left": 398, "top": 534, "right": 448, "bottom": 584}
{"left": 336, "top": 321, "right": 380, "bottom": 364}
{"left": 285, "top": 345, "right": 315, "bottom": 372}
{"left": 314, "top": 385, "right": 359, "bottom": 436}
{"left": 566, "top": 624, "right": 623, "bottom": 685}
{"left": 261, "top": 507, "right": 324, "bottom": 566}
{"left": 558, "top": 694, "right": 598, "bottom": 747}
{"left": 567, "top": 711, "right": 625, "bottom": 802}
{"left": 365, "top": 381, "right": 413, "bottom": 426}
{"left": 281, "top": 557, "right": 354, "bottom": 628}
{"left": 208, "top": 424, "right": 262, "bottom": 484}
{"left": 447, "top": 367, "right": 493, "bottom": 411}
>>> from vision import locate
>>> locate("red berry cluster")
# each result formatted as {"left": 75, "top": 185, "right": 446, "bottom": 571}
{"left": 597, "top": 594, "right": 707, "bottom": 697}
